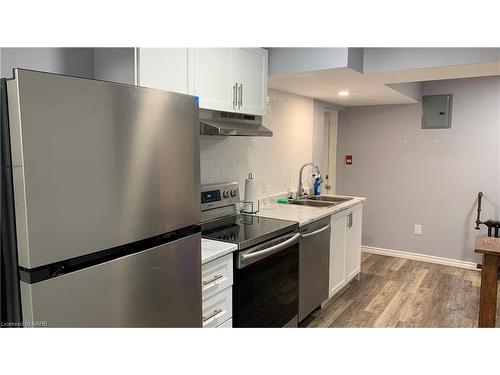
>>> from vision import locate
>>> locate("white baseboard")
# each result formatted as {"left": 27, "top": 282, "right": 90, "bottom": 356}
{"left": 362, "top": 245, "right": 478, "bottom": 271}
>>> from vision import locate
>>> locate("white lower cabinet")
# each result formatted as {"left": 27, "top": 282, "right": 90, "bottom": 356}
{"left": 328, "top": 203, "right": 363, "bottom": 299}
{"left": 329, "top": 214, "right": 347, "bottom": 297}
{"left": 217, "top": 318, "right": 232, "bottom": 328}
{"left": 201, "top": 252, "right": 233, "bottom": 300}
{"left": 201, "top": 253, "right": 233, "bottom": 328}
{"left": 345, "top": 205, "right": 363, "bottom": 281}
{"left": 202, "top": 287, "right": 232, "bottom": 328}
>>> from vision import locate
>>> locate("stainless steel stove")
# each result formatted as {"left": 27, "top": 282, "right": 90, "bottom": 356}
{"left": 200, "top": 182, "right": 300, "bottom": 327}
{"left": 201, "top": 182, "right": 298, "bottom": 248}
{"left": 202, "top": 213, "right": 299, "bottom": 249}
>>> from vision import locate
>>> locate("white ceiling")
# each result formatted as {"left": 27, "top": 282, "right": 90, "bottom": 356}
{"left": 269, "top": 61, "right": 500, "bottom": 106}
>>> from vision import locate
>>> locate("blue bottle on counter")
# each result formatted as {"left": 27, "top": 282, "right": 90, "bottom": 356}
{"left": 314, "top": 175, "right": 321, "bottom": 196}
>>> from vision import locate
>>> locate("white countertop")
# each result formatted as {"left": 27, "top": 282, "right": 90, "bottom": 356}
{"left": 201, "top": 238, "right": 238, "bottom": 265}
{"left": 256, "top": 195, "right": 366, "bottom": 227}
{"left": 201, "top": 195, "right": 365, "bottom": 263}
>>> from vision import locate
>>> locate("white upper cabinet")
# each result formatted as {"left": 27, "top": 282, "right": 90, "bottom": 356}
{"left": 234, "top": 48, "right": 268, "bottom": 116}
{"left": 92, "top": 48, "right": 269, "bottom": 116}
{"left": 137, "top": 48, "right": 190, "bottom": 95}
{"left": 192, "top": 48, "right": 236, "bottom": 113}
{"left": 93, "top": 48, "right": 189, "bottom": 94}
{"left": 191, "top": 48, "right": 268, "bottom": 116}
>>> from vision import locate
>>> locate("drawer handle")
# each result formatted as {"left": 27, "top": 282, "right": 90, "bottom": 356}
{"left": 203, "top": 308, "right": 224, "bottom": 322}
{"left": 203, "top": 274, "right": 224, "bottom": 287}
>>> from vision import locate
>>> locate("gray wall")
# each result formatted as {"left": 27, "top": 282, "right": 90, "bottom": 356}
{"left": 93, "top": 48, "right": 136, "bottom": 84}
{"left": 363, "top": 48, "right": 500, "bottom": 73}
{"left": 267, "top": 48, "right": 349, "bottom": 75}
{"left": 336, "top": 76, "right": 500, "bottom": 263}
{"left": 386, "top": 82, "right": 422, "bottom": 102}
{"left": 267, "top": 47, "right": 365, "bottom": 76}
{"left": 0, "top": 48, "right": 93, "bottom": 78}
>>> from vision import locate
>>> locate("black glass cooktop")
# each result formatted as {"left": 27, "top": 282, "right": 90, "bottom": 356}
{"left": 201, "top": 214, "right": 298, "bottom": 250}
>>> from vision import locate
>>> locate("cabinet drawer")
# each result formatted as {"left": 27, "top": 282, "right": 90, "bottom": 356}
{"left": 202, "top": 287, "right": 232, "bottom": 328}
{"left": 217, "top": 318, "right": 232, "bottom": 328}
{"left": 201, "top": 253, "right": 233, "bottom": 300}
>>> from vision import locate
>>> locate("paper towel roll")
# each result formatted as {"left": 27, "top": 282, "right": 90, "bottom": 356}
{"left": 244, "top": 173, "right": 259, "bottom": 213}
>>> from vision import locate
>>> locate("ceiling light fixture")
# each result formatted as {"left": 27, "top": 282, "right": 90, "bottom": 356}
{"left": 338, "top": 91, "right": 349, "bottom": 96}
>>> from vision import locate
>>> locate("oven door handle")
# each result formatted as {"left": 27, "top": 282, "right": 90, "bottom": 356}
{"left": 240, "top": 232, "right": 300, "bottom": 264}
{"left": 301, "top": 223, "right": 331, "bottom": 238}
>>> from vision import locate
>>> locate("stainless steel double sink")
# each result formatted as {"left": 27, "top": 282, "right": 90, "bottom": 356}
{"left": 290, "top": 196, "right": 353, "bottom": 208}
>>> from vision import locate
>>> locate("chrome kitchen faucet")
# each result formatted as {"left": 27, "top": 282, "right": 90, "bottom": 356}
{"left": 296, "top": 162, "right": 322, "bottom": 199}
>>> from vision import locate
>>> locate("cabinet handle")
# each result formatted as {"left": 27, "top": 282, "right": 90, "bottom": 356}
{"left": 233, "top": 83, "right": 238, "bottom": 108}
{"left": 238, "top": 83, "right": 243, "bottom": 109}
{"left": 346, "top": 212, "right": 353, "bottom": 228}
{"left": 202, "top": 274, "right": 224, "bottom": 287}
{"left": 203, "top": 308, "right": 223, "bottom": 322}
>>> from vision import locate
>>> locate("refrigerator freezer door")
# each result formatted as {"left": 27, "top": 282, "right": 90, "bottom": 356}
{"left": 20, "top": 233, "right": 202, "bottom": 327}
{"left": 7, "top": 70, "right": 200, "bottom": 268}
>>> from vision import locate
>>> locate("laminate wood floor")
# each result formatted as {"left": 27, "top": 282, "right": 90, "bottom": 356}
{"left": 301, "top": 253, "right": 500, "bottom": 328}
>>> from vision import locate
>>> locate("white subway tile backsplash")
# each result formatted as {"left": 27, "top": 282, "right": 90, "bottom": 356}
{"left": 200, "top": 89, "right": 314, "bottom": 200}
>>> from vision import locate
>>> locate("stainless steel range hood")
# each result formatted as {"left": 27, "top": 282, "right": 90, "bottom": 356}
{"left": 199, "top": 109, "right": 273, "bottom": 137}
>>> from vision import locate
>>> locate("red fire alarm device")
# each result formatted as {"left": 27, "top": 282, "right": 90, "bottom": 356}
{"left": 346, "top": 155, "right": 352, "bottom": 165}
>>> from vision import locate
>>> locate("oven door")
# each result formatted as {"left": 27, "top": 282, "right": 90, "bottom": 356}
{"left": 233, "top": 231, "right": 300, "bottom": 328}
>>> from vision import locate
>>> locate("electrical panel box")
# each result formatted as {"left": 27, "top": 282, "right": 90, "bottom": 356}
{"left": 421, "top": 94, "right": 453, "bottom": 129}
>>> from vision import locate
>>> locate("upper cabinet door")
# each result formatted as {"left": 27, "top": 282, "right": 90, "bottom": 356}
{"left": 93, "top": 48, "right": 269, "bottom": 116}
{"left": 137, "top": 48, "right": 189, "bottom": 94}
{"left": 235, "top": 48, "right": 268, "bottom": 116}
{"left": 192, "top": 48, "right": 237, "bottom": 113}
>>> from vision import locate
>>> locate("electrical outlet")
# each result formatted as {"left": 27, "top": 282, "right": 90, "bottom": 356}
{"left": 414, "top": 224, "right": 422, "bottom": 235}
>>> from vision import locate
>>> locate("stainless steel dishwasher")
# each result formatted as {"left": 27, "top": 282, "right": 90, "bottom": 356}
{"left": 299, "top": 216, "right": 331, "bottom": 322}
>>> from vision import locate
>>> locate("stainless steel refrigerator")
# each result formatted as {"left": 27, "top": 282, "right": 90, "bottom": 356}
{"left": 0, "top": 69, "right": 201, "bottom": 327}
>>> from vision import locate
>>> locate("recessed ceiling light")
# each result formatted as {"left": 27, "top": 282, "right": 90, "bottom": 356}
{"left": 338, "top": 91, "right": 349, "bottom": 96}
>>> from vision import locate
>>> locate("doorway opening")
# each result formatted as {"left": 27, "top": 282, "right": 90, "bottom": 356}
{"left": 322, "top": 110, "right": 338, "bottom": 195}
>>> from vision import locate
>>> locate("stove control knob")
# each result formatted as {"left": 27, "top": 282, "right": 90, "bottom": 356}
{"left": 230, "top": 189, "right": 237, "bottom": 197}
{"left": 223, "top": 190, "right": 230, "bottom": 198}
